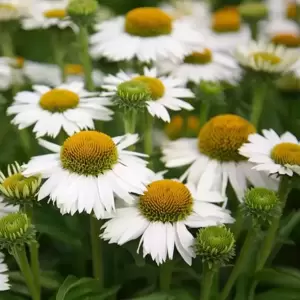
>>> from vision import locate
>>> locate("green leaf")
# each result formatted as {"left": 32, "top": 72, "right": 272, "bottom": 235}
{"left": 56, "top": 275, "right": 78, "bottom": 300}
{"left": 255, "top": 288, "right": 300, "bottom": 300}
{"left": 132, "top": 292, "right": 174, "bottom": 300}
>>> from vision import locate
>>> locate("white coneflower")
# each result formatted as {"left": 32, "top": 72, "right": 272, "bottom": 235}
{"left": 7, "top": 81, "right": 113, "bottom": 138}
{"left": 0, "top": 0, "right": 32, "bottom": 21}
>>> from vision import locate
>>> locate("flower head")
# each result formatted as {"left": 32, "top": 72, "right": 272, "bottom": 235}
{"left": 67, "top": 0, "right": 98, "bottom": 25}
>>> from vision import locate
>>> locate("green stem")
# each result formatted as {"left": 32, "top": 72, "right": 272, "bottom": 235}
{"left": 124, "top": 110, "right": 137, "bottom": 134}
{"left": 1, "top": 31, "right": 14, "bottom": 57}
{"left": 159, "top": 260, "right": 173, "bottom": 292}
{"left": 249, "top": 21, "right": 258, "bottom": 40}
{"left": 199, "top": 102, "right": 210, "bottom": 127}
{"left": 51, "top": 33, "right": 66, "bottom": 83}
{"left": 13, "top": 246, "right": 40, "bottom": 300}
{"left": 144, "top": 113, "right": 153, "bottom": 168}
{"left": 250, "top": 81, "right": 267, "bottom": 129}
{"left": 255, "top": 176, "right": 291, "bottom": 272}
{"left": 200, "top": 265, "right": 215, "bottom": 300}
{"left": 90, "top": 216, "right": 104, "bottom": 287}
{"left": 220, "top": 228, "right": 257, "bottom": 300}
{"left": 78, "top": 25, "right": 95, "bottom": 91}
{"left": 232, "top": 208, "right": 243, "bottom": 240}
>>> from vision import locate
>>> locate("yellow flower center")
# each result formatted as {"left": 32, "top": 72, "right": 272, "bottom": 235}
{"left": 198, "top": 114, "right": 256, "bottom": 162}
{"left": 125, "top": 7, "right": 172, "bottom": 37}
{"left": 0, "top": 4, "right": 17, "bottom": 11}
{"left": 287, "top": 3, "right": 296, "bottom": 19}
{"left": 60, "top": 131, "right": 118, "bottom": 176}
{"left": 271, "top": 33, "right": 300, "bottom": 48}
{"left": 64, "top": 64, "right": 84, "bottom": 75}
{"left": 139, "top": 179, "right": 193, "bottom": 223}
{"left": 212, "top": 9, "right": 241, "bottom": 33}
{"left": 183, "top": 49, "right": 213, "bottom": 64}
{"left": 2, "top": 173, "right": 38, "bottom": 196}
{"left": 271, "top": 142, "right": 300, "bottom": 166}
{"left": 39, "top": 89, "right": 79, "bottom": 112}
{"left": 43, "top": 9, "right": 66, "bottom": 19}
{"left": 132, "top": 76, "right": 165, "bottom": 100}
{"left": 15, "top": 57, "right": 24, "bottom": 69}
{"left": 252, "top": 52, "right": 281, "bottom": 65}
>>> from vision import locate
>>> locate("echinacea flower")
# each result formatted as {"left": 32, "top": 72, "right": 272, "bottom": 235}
{"left": 7, "top": 81, "right": 113, "bottom": 138}
{"left": 101, "top": 173, "right": 234, "bottom": 265}
{"left": 90, "top": 7, "right": 203, "bottom": 62}
{"left": 23, "top": 132, "right": 154, "bottom": 218}
{"left": 239, "top": 129, "right": 300, "bottom": 176}
{"left": 101, "top": 67, "right": 194, "bottom": 122}
{"left": 162, "top": 114, "right": 277, "bottom": 202}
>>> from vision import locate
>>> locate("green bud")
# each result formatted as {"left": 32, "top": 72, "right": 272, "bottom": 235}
{"left": 276, "top": 74, "right": 300, "bottom": 92}
{"left": 239, "top": 3, "right": 268, "bottom": 22}
{"left": 199, "top": 80, "right": 222, "bottom": 95}
{"left": 67, "top": 0, "right": 98, "bottom": 25}
{"left": 195, "top": 226, "right": 235, "bottom": 268}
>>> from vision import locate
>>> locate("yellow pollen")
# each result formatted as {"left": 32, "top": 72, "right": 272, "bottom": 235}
{"left": 3, "top": 174, "right": 35, "bottom": 194}
{"left": 271, "top": 142, "right": 300, "bottom": 166}
{"left": 252, "top": 52, "right": 281, "bottom": 65}
{"left": 198, "top": 114, "right": 256, "bottom": 162}
{"left": 44, "top": 9, "right": 66, "bottom": 19}
{"left": 287, "top": 3, "right": 296, "bottom": 19}
{"left": 39, "top": 89, "right": 79, "bottom": 112}
{"left": 61, "top": 131, "right": 118, "bottom": 176}
{"left": 212, "top": 9, "right": 241, "bottom": 33}
{"left": 64, "top": 64, "right": 84, "bottom": 75}
{"left": 139, "top": 179, "right": 193, "bottom": 223}
{"left": 184, "top": 49, "right": 213, "bottom": 64}
{"left": 125, "top": 7, "right": 172, "bottom": 37}
{"left": 133, "top": 76, "right": 165, "bottom": 100}
{"left": 271, "top": 33, "right": 300, "bottom": 48}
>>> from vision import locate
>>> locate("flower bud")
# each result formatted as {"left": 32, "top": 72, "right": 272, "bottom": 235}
{"left": 239, "top": 3, "right": 268, "bottom": 23}
{"left": 67, "top": 0, "right": 98, "bottom": 25}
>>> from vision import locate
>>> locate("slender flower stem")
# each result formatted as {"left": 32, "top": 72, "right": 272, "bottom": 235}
{"left": 90, "top": 215, "right": 104, "bottom": 287}
{"left": 124, "top": 110, "right": 137, "bottom": 134}
{"left": 144, "top": 113, "right": 153, "bottom": 168}
{"left": 1, "top": 30, "right": 14, "bottom": 57}
{"left": 159, "top": 260, "right": 173, "bottom": 292}
{"left": 220, "top": 228, "right": 257, "bottom": 300}
{"left": 78, "top": 25, "right": 95, "bottom": 91}
{"left": 13, "top": 246, "right": 40, "bottom": 300}
{"left": 249, "top": 22, "right": 258, "bottom": 40}
{"left": 51, "top": 33, "right": 66, "bottom": 83}
{"left": 200, "top": 265, "right": 215, "bottom": 300}
{"left": 199, "top": 102, "right": 210, "bottom": 127}
{"left": 250, "top": 81, "right": 267, "bottom": 129}
{"left": 254, "top": 176, "right": 291, "bottom": 272}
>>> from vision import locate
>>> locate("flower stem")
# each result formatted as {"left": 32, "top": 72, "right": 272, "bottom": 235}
{"left": 144, "top": 113, "right": 153, "bottom": 168}
{"left": 199, "top": 102, "right": 210, "bottom": 127}
{"left": 159, "top": 260, "right": 173, "bottom": 292}
{"left": 90, "top": 215, "right": 104, "bottom": 287}
{"left": 51, "top": 33, "right": 66, "bottom": 83}
{"left": 13, "top": 246, "right": 40, "bottom": 300}
{"left": 254, "top": 176, "right": 291, "bottom": 272}
{"left": 124, "top": 110, "right": 137, "bottom": 134}
{"left": 220, "top": 228, "right": 257, "bottom": 300}
{"left": 78, "top": 25, "right": 95, "bottom": 91}
{"left": 1, "top": 30, "right": 14, "bottom": 57}
{"left": 250, "top": 81, "right": 267, "bottom": 129}
{"left": 249, "top": 21, "right": 258, "bottom": 40}
{"left": 200, "top": 264, "right": 215, "bottom": 300}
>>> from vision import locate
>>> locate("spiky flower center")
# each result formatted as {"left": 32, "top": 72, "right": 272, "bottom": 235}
{"left": 252, "top": 52, "right": 281, "bottom": 65}
{"left": 39, "top": 89, "right": 79, "bottom": 112}
{"left": 132, "top": 76, "right": 165, "bottom": 100}
{"left": 125, "top": 7, "right": 172, "bottom": 37}
{"left": 271, "top": 142, "right": 300, "bottom": 166}
{"left": 245, "top": 187, "right": 278, "bottom": 210}
{"left": 0, "top": 213, "right": 29, "bottom": 241}
{"left": 198, "top": 114, "right": 256, "bottom": 162}
{"left": 287, "top": 3, "right": 296, "bottom": 19}
{"left": 0, "top": 4, "right": 17, "bottom": 12}
{"left": 44, "top": 9, "right": 66, "bottom": 19}
{"left": 64, "top": 64, "right": 84, "bottom": 75}
{"left": 2, "top": 173, "right": 38, "bottom": 195}
{"left": 139, "top": 179, "right": 193, "bottom": 223}
{"left": 61, "top": 131, "right": 118, "bottom": 176}
{"left": 271, "top": 33, "right": 300, "bottom": 48}
{"left": 212, "top": 9, "right": 241, "bottom": 33}
{"left": 183, "top": 49, "right": 213, "bottom": 65}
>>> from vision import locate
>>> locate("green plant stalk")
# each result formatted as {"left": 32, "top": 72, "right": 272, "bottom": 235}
{"left": 159, "top": 260, "right": 173, "bottom": 292}
{"left": 13, "top": 246, "right": 40, "bottom": 300}
{"left": 51, "top": 33, "right": 66, "bottom": 83}
{"left": 90, "top": 216, "right": 104, "bottom": 287}
{"left": 144, "top": 113, "right": 153, "bottom": 168}
{"left": 78, "top": 25, "right": 95, "bottom": 91}
{"left": 199, "top": 101, "right": 210, "bottom": 127}
{"left": 249, "top": 21, "right": 258, "bottom": 40}
{"left": 200, "top": 264, "right": 216, "bottom": 300}
{"left": 250, "top": 81, "right": 267, "bottom": 129}
{"left": 124, "top": 110, "right": 137, "bottom": 150}
{"left": 254, "top": 176, "right": 291, "bottom": 272}
{"left": 220, "top": 228, "right": 257, "bottom": 300}
{"left": 1, "top": 30, "right": 14, "bottom": 57}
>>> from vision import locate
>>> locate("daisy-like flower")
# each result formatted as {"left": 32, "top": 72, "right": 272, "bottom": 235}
{"left": 158, "top": 48, "right": 241, "bottom": 85}
{"left": 0, "top": 253, "right": 9, "bottom": 291}
{"left": 101, "top": 173, "right": 234, "bottom": 265}
{"left": 7, "top": 81, "right": 113, "bottom": 138}
{"left": 0, "top": 0, "right": 32, "bottom": 22}
{"left": 102, "top": 67, "right": 194, "bottom": 123}
{"left": 239, "top": 129, "right": 300, "bottom": 176}
{"left": 162, "top": 114, "right": 278, "bottom": 202}
{"left": 236, "top": 40, "right": 299, "bottom": 74}
{"left": 0, "top": 57, "right": 24, "bottom": 90}
{"left": 89, "top": 7, "right": 204, "bottom": 62}
{"left": 22, "top": 0, "right": 77, "bottom": 31}
{"left": 23, "top": 132, "right": 154, "bottom": 218}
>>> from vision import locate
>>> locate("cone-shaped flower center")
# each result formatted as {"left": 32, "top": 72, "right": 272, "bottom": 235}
{"left": 271, "top": 142, "right": 300, "bottom": 166}
{"left": 133, "top": 76, "right": 165, "bottom": 99}
{"left": 212, "top": 9, "right": 241, "bottom": 32}
{"left": 125, "top": 7, "right": 172, "bottom": 37}
{"left": 61, "top": 131, "right": 118, "bottom": 176}
{"left": 252, "top": 52, "right": 281, "bottom": 65}
{"left": 287, "top": 3, "right": 296, "bottom": 19}
{"left": 184, "top": 49, "right": 213, "bottom": 64}
{"left": 198, "top": 114, "right": 256, "bottom": 162}
{"left": 0, "top": 4, "right": 17, "bottom": 11}
{"left": 15, "top": 57, "right": 24, "bottom": 69}
{"left": 39, "top": 89, "right": 79, "bottom": 112}
{"left": 2, "top": 173, "right": 38, "bottom": 195}
{"left": 139, "top": 179, "right": 193, "bottom": 223}
{"left": 64, "top": 64, "right": 84, "bottom": 75}
{"left": 271, "top": 33, "right": 300, "bottom": 48}
{"left": 44, "top": 9, "right": 66, "bottom": 18}
{"left": 0, "top": 213, "right": 29, "bottom": 241}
